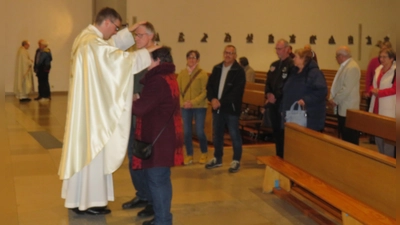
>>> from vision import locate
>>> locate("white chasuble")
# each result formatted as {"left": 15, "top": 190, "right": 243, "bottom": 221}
{"left": 14, "top": 46, "right": 33, "bottom": 98}
{"left": 59, "top": 25, "right": 151, "bottom": 209}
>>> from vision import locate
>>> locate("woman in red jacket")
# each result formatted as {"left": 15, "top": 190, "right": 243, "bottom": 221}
{"left": 132, "top": 46, "right": 183, "bottom": 225}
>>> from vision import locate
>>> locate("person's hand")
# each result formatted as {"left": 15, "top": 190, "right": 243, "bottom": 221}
{"left": 183, "top": 101, "right": 192, "bottom": 109}
{"left": 363, "top": 91, "right": 370, "bottom": 98}
{"left": 297, "top": 99, "right": 305, "bottom": 107}
{"left": 211, "top": 98, "right": 220, "bottom": 110}
{"left": 267, "top": 93, "right": 276, "bottom": 104}
{"left": 147, "top": 45, "right": 161, "bottom": 53}
{"left": 133, "top": 93, "right": 140, "bottom": 101}
{"left": 371, "top": 88, "right": 379, "bottom": 97}
{"left": 328, "top": 99, "right": 337, "bottom": 107}
{"left": 129, "top": 21, "right": 147, "bottom": 32}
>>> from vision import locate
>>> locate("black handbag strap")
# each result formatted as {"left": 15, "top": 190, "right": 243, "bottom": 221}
{"left": 150, "top": 100, "right": 178, "bottom": 145}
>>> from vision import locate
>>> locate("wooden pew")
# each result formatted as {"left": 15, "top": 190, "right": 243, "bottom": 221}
{"left": 346, "top": 109, "right": 395, "bottom": 143}
{"left": 255, "top": 71, "right": 266, "bottom": 84}
{"left": 245, "top": 82, "right": 265, "bottom": 92}
{"left": 240, "top": 90, "right": 266, "bottom": 139}
{"left": 257, "top": 123, "right": 396, "bottom": 224}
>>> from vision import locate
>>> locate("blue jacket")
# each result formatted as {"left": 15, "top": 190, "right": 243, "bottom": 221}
{"left": 281, "top": 60, "right": 327, "bottom": 131}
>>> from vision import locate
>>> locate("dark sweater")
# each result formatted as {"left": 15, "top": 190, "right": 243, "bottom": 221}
{"left": 132, "top": 63, "right": 184, "bottom": 169}
{"left": 281, "top": 60, "right": 327, "bottom": 131}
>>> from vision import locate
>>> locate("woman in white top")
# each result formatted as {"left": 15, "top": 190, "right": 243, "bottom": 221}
{"left": 368, "top": 48, "right": 396, "bottom": 157}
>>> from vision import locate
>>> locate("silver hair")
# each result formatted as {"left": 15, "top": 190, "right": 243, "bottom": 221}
{"left": 336, "top": 46, "right": 351, "bottom": 57}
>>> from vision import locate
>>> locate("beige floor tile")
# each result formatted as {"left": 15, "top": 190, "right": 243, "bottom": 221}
{"left": 14, "top": 175, "right": 63, "bottom": 213}
{"left": 18, "top": 206, "right": 69, "bottom": 225}
{"left": 12, "top": 154, "right": 58, "bottom": 177}
{"left": 0, "top": 213, "right": 19, "bottom": 225}
{"left": 175, "top": 209, "right": 270, "bottom": 225}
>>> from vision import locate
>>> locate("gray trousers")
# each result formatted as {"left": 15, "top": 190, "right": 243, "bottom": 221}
{"left": 375, "top": 137, "right": 395, "bottom": 157}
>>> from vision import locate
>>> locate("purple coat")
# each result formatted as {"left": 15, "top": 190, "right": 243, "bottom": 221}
{"left": 132, "top": 63, "right": 183, "bottom": 169}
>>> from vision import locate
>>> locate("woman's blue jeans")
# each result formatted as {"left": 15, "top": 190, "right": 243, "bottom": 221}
{"left": 181, "top": 108, "right": 208, "bottom": 156}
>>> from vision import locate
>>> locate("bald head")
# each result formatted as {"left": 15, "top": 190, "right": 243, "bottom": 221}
{"left": 336, "top": 46, "right": 351, "bottom": 57}
{"left": 335, "top": 46, "right": 352, "bottom": 64}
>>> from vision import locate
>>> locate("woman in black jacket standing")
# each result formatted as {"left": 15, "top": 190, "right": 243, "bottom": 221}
{"left": 281, "top": 48, "right": 327, "bottom": 132}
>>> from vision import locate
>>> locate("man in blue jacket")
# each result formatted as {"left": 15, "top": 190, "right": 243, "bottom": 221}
{"left": 205, "top": 45, "right": 246, "bottom": 173}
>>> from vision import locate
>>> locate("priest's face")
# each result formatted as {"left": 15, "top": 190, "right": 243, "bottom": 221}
{"left": 104, "top": 19, "right": 121, "bottom": 40}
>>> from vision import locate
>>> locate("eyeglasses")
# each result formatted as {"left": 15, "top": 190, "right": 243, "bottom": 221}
{"left": 223, "top": 51, "right": 236, "bottom": 55}
{"left": 110, "top": 20, "right": 120, "bottom": 31}
{"left": 187, "top": 56, "right": 197, "bottom": 59}
{"left": 134, "top": 33, "right": 148, "bottom": 38}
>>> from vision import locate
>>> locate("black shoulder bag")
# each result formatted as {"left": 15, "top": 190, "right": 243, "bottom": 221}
{"left": 132, "top": 101, "right": 178, "bottom": 160}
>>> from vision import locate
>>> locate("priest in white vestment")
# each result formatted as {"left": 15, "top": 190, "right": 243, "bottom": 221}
{"left": 14, "top": 40, "right": 33, "bottom": 102}
{"left": 58, "top": 7, "right": 155, "bottom": 215}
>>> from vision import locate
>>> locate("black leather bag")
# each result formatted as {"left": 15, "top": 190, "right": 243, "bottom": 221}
{"left": 132, "top": 101, "right": 178, "bottom": 160}
{"left": 132, "top": 139, "right": 153, "bottom": 159}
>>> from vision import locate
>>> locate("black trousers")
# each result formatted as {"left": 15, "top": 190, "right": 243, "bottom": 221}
{"left": 267, "top": 103, "right": 284, "bottom": 158}
{"left": 37, "top": 72, "right": 51, "bottom": 98}
{"left": 337, "top": 115, "right": 359, "bottom": 145}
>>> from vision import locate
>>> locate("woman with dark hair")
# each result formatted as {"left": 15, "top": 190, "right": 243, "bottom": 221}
{"left": 132, "top": 46, "right": 184, "bottom": 225}
{"left": 368, "top": 48, "right": 396, "bottom": 157}
{"left": 280, "top": 48, "right": 327, "bottom": 140}
{"left": 177, "top": 50, "right": 209, "bottom": 165}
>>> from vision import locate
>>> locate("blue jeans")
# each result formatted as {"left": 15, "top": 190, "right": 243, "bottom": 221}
{"left": 127, "top": 115, "right": 152, "bottom": 203}
{"left": 212, "top": 112, "right": 243, "bottom": 162}
{"left": 181, "top": 108, "right": 208, "bottom": 156}
{"left": 144, "top": 167, "right": 173, "bottom": 225}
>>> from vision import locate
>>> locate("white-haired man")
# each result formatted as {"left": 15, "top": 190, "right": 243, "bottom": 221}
{"left": 329, "top": 46, "right": 361, "bottom": 145}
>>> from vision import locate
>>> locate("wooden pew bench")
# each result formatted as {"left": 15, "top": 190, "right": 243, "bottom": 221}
{"left": 257, "top": 123, "right": 396, "bottom": 225}
{"left": 245, "top": 82, "right": 265, "bottom": 92}
{"left": 346, "top": 109, "right": 396, "bottom": 144}
{"left": 255, "top": 71, "right": 266, "bottom": 84}
{"left": 240, "top": 89, "right": 267, "bottom": 139}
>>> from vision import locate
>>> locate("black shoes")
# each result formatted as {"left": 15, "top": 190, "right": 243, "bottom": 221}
{"left": 142, "top": 218, "right": 155, "bottom": 225}
{"left": 137, "top": 204, "right": 154, "bottom": 217}
{"left": 71, "top": 206, "right": 111, "bottom": 215}
{"left": 122, "top": 197, "right": 148, "bottom": 209}
{"left": 19, "top": 98, "right": 31, "bottom": 102}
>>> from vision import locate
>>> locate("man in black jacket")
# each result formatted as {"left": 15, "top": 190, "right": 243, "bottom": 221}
{"left": 34, "top": 39, "right": 52, "bottom": 101}
{"left": 264, "top": 39, "right": 294, "bottom": 158}
{"left": 205, "top": 45, "right": 246, "bottom": 173}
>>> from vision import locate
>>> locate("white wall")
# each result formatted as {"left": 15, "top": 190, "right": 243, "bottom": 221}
{"left": 3, "top": 0, "right": 396, "bottom": 93}
{"left": 3, "top": 0, "right": 92, "bottom": 93}
{"left": 127, "top": 0, "right": 396, "bottom": 74}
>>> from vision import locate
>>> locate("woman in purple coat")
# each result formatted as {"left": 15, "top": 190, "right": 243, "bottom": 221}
{"left": 132, "top": 47, "right": 183, "bottom": 225}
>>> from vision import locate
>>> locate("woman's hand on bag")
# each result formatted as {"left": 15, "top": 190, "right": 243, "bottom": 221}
{"left": 297, "top": 99, "right": 305, "bottom": 106}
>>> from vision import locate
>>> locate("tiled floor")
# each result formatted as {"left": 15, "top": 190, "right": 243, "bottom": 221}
{"left": 1, "top": 94, "right": 378, "bottom": 225}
